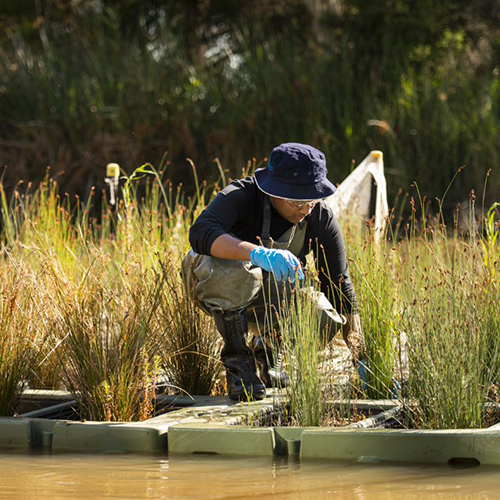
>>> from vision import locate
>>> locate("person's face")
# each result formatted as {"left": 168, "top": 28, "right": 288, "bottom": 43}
{"left": 270, "top": 197, "right": 319, "bottom": 224}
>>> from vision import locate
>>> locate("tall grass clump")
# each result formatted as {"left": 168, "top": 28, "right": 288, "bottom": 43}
{"left": 341, "top": 189, "right": 500, "bottom": 429}
{"left": 482, "top": 203, "right": 500, "bottom": 391}
{"left": 0, "top": 162, "right": 225, "bottom": 419}
{"left": 267, "top": 271, "right": 351, "bottom": 427}
{"left": 350, "top": 234, "right": 400, "bottom": 399}
{"left": 155, "top": 256, "right": 222, "bottom": 396}
{"left": 402, "top": 244, "right": 497, "bottom": 428}
{"left": 0, "top": 266, "right": 46, "bottom": 415}
{"left": 282, "top": 284, "right": 327, "bottom": 427}
{"left": 391, "top": 197, "right": 500, "bottom": 429}
{"left": 48, "top": 255, "right": 166, "bottom": 422}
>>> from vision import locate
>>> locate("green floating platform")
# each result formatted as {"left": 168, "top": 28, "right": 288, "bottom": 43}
{"left": 0, "top": 420, "right": 32, "bottom": 449}
{"left": 167, "top": 399, "right": 400, "bottom": 458}
{"left": 2, "top": 391, "right": 500, "bottom": 467}
{"left": 167, "top": 400, "right": 500, "bottom": 466}
{"left": 0, "top": 415, "right": 170, "bottom": 453}
{"left": 0, "top": 391, "right": 281, "bottom": 453}
{"left": 167, "top": 424, "right": 500, "bottom": 466}
{"left": 300, "top": 428, "right": 500, "bottom": 465}
{"left": 169, "top": 424, "right": 275, "bottom": 456}
{"left": 52, "top": 420, "right": 169, "bottom": 453}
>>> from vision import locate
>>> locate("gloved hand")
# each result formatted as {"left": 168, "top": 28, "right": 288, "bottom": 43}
{"left": 356, "top": 359, "right": 368, "bottom": 391}
{"left": 250, "top": 247, "right": 304, "bottom": 283}
{"left": 391, "top": 378, "right": 401, "bottom": 399}
{"left": 356, "top": 359, "right": 401, "bottom": 399}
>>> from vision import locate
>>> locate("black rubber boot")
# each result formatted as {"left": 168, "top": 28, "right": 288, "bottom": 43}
{"left": 252, "top": 336, "right": 290, "bottom": 389}
{"left": 212, "top": 308, "right": 266, "bottom": 401}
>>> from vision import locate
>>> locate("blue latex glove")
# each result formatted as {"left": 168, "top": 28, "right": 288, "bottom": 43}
{"left": 357, "top": 359, "right": 401, "bottom": 399}
{"left": 391, "top": 378, "right": 401, "bottom": 399}
{"left": 357, "top": 360, "right": 368, "bottom": 391}
{"left": 250, "top": 247, "right": 304, "bottom": 283}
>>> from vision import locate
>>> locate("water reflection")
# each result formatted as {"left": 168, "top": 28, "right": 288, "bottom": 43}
{"left": 0, "top": 450, "right": 498, "bottom": 499}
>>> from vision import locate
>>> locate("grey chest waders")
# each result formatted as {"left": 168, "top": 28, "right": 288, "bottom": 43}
{"left": 213, "top": 196, "right": 307, "bottom": 400}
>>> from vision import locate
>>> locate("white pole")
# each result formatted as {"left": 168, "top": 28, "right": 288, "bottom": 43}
{"left": 105, "top": 163, "right": 120, "bottom": 205}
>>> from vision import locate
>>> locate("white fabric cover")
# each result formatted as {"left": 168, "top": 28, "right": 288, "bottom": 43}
{"left": 325, "top": 151, "right": 389, "bottom": 243}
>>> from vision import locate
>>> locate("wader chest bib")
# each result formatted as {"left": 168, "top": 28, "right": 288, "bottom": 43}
{"left": 260, "top": 196, "right": 307, "bottom": 256}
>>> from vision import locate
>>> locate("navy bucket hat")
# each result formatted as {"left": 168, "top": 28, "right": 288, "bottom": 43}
{"left": 254, "top": 142, "right": 336, "bottom": 201}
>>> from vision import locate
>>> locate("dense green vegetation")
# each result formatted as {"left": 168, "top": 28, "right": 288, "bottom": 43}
{"left": 0, "top": 168, "right": 498, "bottom": 429}
{"left": 0, "top": 1, "right": 499, "bottom": 207}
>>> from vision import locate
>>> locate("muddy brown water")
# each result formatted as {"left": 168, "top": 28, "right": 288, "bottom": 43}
{"left": 1, "top": 451, "right": 500, "bottom": 499}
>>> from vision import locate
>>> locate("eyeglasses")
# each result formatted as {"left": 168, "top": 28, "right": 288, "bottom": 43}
{"left": 284, "top": 199, "right": 320, "bottom": 209}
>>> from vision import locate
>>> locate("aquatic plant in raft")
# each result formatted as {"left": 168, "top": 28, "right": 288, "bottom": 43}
{"left": 154, "top": 255, "right": 222, "bottom": 396}
{"left": 49, "top": 255, "right": 165, "bottom": 422}
{"left": 259, "top": 268, "right": 353, "bottom": 427}
{"left": 0, "top": 266, "right": 47, "bottom": 415}
{"left": 350, "top": 234, "right": 400, "bottom": 400}
{"left": 397, "top": 196, "right": 500, "bottom": 429}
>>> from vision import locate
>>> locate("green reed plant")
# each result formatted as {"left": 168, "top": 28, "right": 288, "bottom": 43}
{"left": 0, "top": 266, "right": 46, "bottom": 415}
{"left": 265, "top": 270, "right": 352, "bottom": 427}
{"left": 279, "top": 280, "right": 327, "bottom": 427}
{"left": 402, "top": 244, "right": 497, "bottom": 429}
{"left": 388, "top": 195, "right": 500, "bottom": 429}
{"left": 480, "top": 203, "right": 500, "bottom": 395}
{"left": 106, "top": 162, "right": 205, "bottom": 268}
{"left": 0, "top": 177, "right": 89, "bottom": 391}
{"left": 486, "top": 282, "right": 500, "bottom": 395}
{"left": 481, "top": 203, "right": 500, "bottom": 281}
{"left": 336, "top": 186, "right": 500, "bottom": 430}
{"left": 46, "top": 250, "right": 166, "bottom": 422}
{"left": 154, "top": 255, "right": 222, "bottom": 396}
{"left": 0, "top": 175, "right": 76, "bottom": 260}
{"left": 350, "top": 235, "right": 399, "bottom": 399}
{"left": 0, "top": 163, "right": 216, "bottom": 406}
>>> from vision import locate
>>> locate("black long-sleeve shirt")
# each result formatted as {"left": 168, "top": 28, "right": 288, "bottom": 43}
{"left": 189, "top": 177, "right": 357, "bottom": 313}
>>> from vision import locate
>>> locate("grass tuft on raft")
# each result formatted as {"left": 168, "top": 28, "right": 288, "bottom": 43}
{"left": 49, "top": 256, "right": 166, "bottom": 422}
{"left": 0, "top": 265, "right": 47, "bottom": 416}
{"left": 348, "top": 192, "right": 500, "bottom": 429}
{"left": 155, "top": 256, "right": 222, "bottom": 397}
